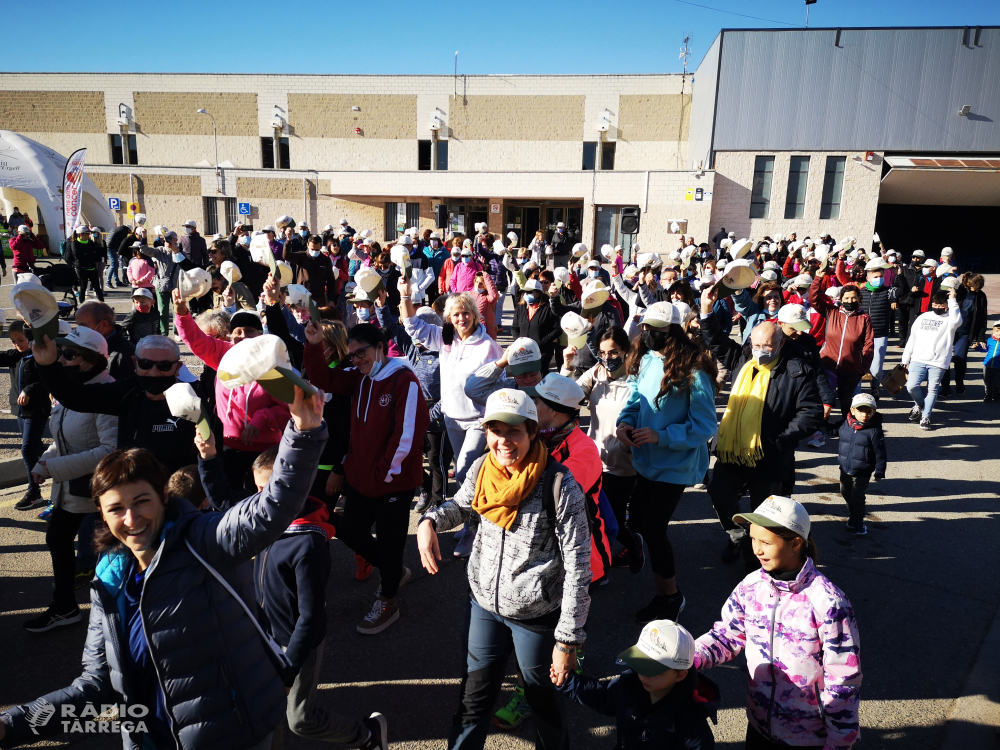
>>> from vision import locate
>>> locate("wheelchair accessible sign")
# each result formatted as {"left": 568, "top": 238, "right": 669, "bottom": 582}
{"left": 238, "top": 202, "right": 250, "bottom": 216}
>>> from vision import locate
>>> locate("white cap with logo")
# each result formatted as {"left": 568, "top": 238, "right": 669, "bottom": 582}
{"left": 851, "top": 392, "right": 877, "bottom": 411}
{"left": 481, "top": 388, "right": 537, "bottom": 425}
{"left": 641, "top": 301, "right": 681, "bottom": 328}
{"left": 734, "top": 495, "right": 811, "bottom": 540}
{"left": 532, "top": 373, "right": 585, "bottom": 412}
{"left": 618, "top": 620, "right": 696, "bottom": 675}
{"left": 506, "top": 338, "right": 542, "bottom": 375}
{"left": 56, "top": 326, "right": 109, "bottom": 358}
{"left": 777, "top": 304, "right": 811, "bottom": 332}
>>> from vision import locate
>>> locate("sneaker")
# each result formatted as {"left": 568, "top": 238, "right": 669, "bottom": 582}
{"left": 355, "top": 555, "right": 373, "bottom": 582}
{"left": 956, "top": 382, "right": 966, "bottom": 396}
{"left": 454, "top": 528, "right": 476, "bottom": 558}
{"left": 721, "top": 536, "right": 745, "bottom": 564}
{"left": 374, "top": 566, "right": 411, "bottom": 599}
{"left": 629, "top": 533, "right": 645, "bottom": 574}
{"left": 635, "top": 592, "right": 685, "bottom": 625}
{"left": 14, "top": 490, "right": 46, "bottom": 511}
{"left": 985, "top": 394, "right": 995, "bottom": 403}
{"left": 360, "top": 712, "right": 388, "bottom": 750}
{"left": 37, "top": 503, "right": 54, "bottom": 520}
{"left": 846, "top": 522, "right": 868, "bottom": 536}
{"left": 919, "top": 417, "right": 931, "bottom": 431}
{"left": 908, "top": 405, "right": 922, "bottom": 422}
{"left": 74, "top": 568, "right": 95, "bottom": 590}
{"left": 611, "top": 547, "right": 633, "bottom": 569}
{"left": 356, "top": 598, "right": 400, "bottom": 635}
{"left": 493, "top": 686, "right": 530, "bottom": 730}
{"left": 806, "top": 431, "right": 826, "bottom": 448}
{"left": 939, "top": 385, "right": 951, "bottom": 398}
{"left": 23, "top": 605, "right": 81, "bottom": 633}
{"left": 414, "top": 491, "right": 432, "bottom": 514}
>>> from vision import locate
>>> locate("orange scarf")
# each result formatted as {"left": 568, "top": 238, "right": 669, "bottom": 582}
{"left": 472, "top": 440, "right": 548, "bottom": 530}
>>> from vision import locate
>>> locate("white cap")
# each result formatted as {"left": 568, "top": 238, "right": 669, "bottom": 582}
{"left": 581, "top": 279, "right": 610, "bottom": 310}
{"left": 286, "top": 284, "right": 312, "bottom": 308}
{"left": 865, "top": 258, "right": 889, "bottom": 272}
{"left": 506, "top": 338, "right": 542, "bottom": 375}
{"left": 940, "top": 276, "right": 961, "bottom": 290}
{"left": 297, "top": 220, "right": 309, "bottom": 228}
{"left": 17, "top": 224, "right": 29, "bottom": 234}
{"left": 763, "top": 260, "right": 780, "bottom": 271}
{"left": 164, "top": 382, "right": 211, "bottom": 440}
{"left": 777, "top": 304, "right": 811, "bottom": 332}
{"left": 390, "top": 244, "right": 412, "bottom": 270}
{"left": 936, "top": 263, "right": 955, "bottom": 278}
{"left": 793, "top": 273, "right": 812, "bottom": 288}
{"left": 727, "top": 231, "right": 735, "bottom": 238}
{"left": 507, "top": 231, "right": 519, "bottom": 244}
{"left": 825, "top": 286, "right": 842, "bottom": 300}
{"left": 16, "top": 272, "right": 42, "bottom": 285}
{"left": 623, "top": 264, "right": 640, "bottom": 280}
{"left": 323, "top": 224, "right": 334, "bottom": 232}
{"left": 560, "top": 311, "right": 592, "bottom": 347}
{"left": 493, "top": 239, "right": 506, "bottom": 254}
{"left": 533, "top": 373, "right": 585, "bottom": 411}
{"left": 586, "top": 259, "right": 601, "bottom": 269}
{"left": 618, "top": 620, "right": 695, "bottom": 675}
{"left": 177, "top": 268, "right": 212, "bottom": 301}
{"left": 219, "top": 260, "right": 242, "bottom": 284}
{"left": 481, "top": 388, "right": 537, "bottom": 425}
{"left": 58, "top": 320, "right": 73, "bottom": 336}
{"left": 556, "top": 221, "right": 565, "bottom": 228}
{"left": 941, "top": 246, "right": 954, "bottom": 257}
{"left": 641, "top": 301, "right": 681, "bottom": 328}
{"left": 522, "top": 278, "right": 545, "bottom": 294}
{"left": 12, "top": 281, "right": 60, "bottom": 341}
{"left": 760, "top": 269, "right": 778, "bottom": 282}
{"left": 729, "top": 239, "right": 753, "bottom": 260}
{"left": 132, "top": 287, "right": 154, "bottom": 301}
{"left": 912, "top": 249, "right": 926, "bottom": 257}
{"left": 275, "top": 261, "right": 292, "bottom": 288}
{"left": 734, "top": 495, "right": 811, "bottom": 539}
{"left": 851, "top": 392, "right": 877, "bottom": 411}
{"left": 217, "top": 334, "right": 314, "bottom": 404}
{"left": 183, "top": 219, "right": 197, "bottom": 228}
{"left": 923, "top": 258, "right": 939, "bottom": 268}
{"left": 56, "top": 326, "right": 108, "bottom": 358}
{"left": 430, "top": 232, "right": 442, "bottom": 240}
{"left": 263, "top": 225, "right": 276, "bottom": 233}
{"left": 553, "top": 267, "right": 572, "bottom": 286}
{"left": 572, "top": 242, "right": 589, "bottom": 259}
{"left": 340, "top": 218, "right": 349, "bottom": 225}
{"left": 133, "top": 213, "right": 147, "bottom": 225}
{"left": 405, "top": 226, "right": 419, "bottom": 238}
{"left": 600, "top": 243, "right": 615, "bottom": 260}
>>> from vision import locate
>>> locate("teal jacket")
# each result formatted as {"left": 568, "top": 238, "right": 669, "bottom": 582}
{"left": 617, "top": 354, "right": 718, "bottom": 486}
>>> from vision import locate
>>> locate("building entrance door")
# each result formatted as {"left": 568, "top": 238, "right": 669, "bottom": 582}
{"left": 504, "top": 205, "right": 540, "bottom": 247}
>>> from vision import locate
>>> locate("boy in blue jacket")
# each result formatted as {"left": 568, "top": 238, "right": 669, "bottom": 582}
{"left": 983, "top": 322, "right": 1000, "bottom": 403}
{"left": 196, "top": 434, "right": 388, "bottom": 750}
{"left": 556, "top": 620, "right": 719, "bottom": 749}
{"left": 838, "top": 392, "right": 888, "bottom": 536}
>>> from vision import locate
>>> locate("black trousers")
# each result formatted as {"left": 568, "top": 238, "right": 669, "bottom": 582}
{"left": 708, "top": 462, "right": 783, "bottom": 536}
{"left": 76, "top": 266, "right": 104, "bottom": 301}
{"left": 47, "top": 506, "right": 86, "bottom": 610}
{"left": 601, "top": 472, "right": 637, "bottom": 548}
{"left": 897, "top": 305, "right": 916, "bottom": 347}
{"left": 424, "top": 430, "right": 453, "bottom": 504}
{"left": 625, "top": 474, "right": 685, "bottom": 579}
{"left": 839, "top": 471, "right": 871, "bottom": 527}
{"left": 338, "top": 484, "right": 415, "bottom": 599}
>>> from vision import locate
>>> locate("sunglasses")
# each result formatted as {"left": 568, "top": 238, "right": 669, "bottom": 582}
{"left": 58, "top": 348, "right": 83, "bottom": 361}
{"left": 344, "top": 345, "right": 371, "bottom": 363}
{"left": 136, "top": 357, "right": 177, "bottom": 372}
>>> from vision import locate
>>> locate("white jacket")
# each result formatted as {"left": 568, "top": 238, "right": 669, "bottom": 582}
{"left": 902, "top": 296, "right": 961, "bottom": 370}
{"left": 403, "top": 317, "right": 503, "bottom": 420}
{"left": 410, "top": 265, "right": 435, "bottom": 304}
{"left": 34, "top": 370, "right": 118, "bottom": 514}
{"left": 575, "top": 364, "right": 635, "bottom": 477}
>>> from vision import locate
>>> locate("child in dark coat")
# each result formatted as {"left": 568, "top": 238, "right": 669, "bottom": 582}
{"left": 195, "top": 436, "right": 388, "bottom": 750}
{"left": 556, "top": 620, "right": 719, "bottom": 749}
{"left": 121, "top": 288, "right": 160, "bottom": 344}
{"left": 838, "top": 392, "right": 888, "bottom": 536}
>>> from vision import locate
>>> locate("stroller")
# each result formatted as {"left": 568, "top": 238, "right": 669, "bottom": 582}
{"left": 34, "top": 259, "right": 79, "bottom": 318}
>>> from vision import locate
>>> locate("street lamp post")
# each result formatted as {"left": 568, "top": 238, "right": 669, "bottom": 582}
{"left": 196, "top": 108, "right": 221, "bottom": 194}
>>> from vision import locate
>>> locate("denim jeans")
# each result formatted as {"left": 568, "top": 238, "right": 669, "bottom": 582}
{"left": 18, "top": 416, "right": 47, "bottom": 493}
{"left": 839, "top": 471, "right": 871, "bottom": 527}
{"left": 444, "top": 416, "right": 487, "bottom": 489}
{"left": 870, "top": 336, "right": 888, "bottom": 384}
{"left": 105, "top": 249, "right": 120, "bottom": 285}
{"left": 906, "top": 361, "right": 945, "bottom": 419}
{"left": 449, "top": 598, "right": 566, "bottom": 749}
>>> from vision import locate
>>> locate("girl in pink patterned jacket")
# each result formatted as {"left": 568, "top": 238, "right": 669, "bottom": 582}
{"left": 694, "top": 496, "right": 862, "bottom": 750}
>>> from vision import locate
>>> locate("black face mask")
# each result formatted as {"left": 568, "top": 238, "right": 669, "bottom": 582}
{"left": 933, "top": 307, "right": 948, "bottom": 316}
{"left": 137, "top": 374, "right": 176, "bottom": 395}
{"left": 61, "top": 363, "right": 103, "bottom": 383}
{"left": 842, "top": 301, "right": 859, "bottom": 313}
{"left": 602, "top": 355, "right": 624, "bottom": 372}
{"left": 642, "top": 328, "right": 669, "bottom": 351}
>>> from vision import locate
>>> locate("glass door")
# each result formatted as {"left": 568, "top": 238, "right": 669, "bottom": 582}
{"left": 504, "top": 205, "right": 540, "bottom": 247}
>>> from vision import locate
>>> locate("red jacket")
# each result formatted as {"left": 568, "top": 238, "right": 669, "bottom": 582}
{"left": 304, "top": 342, "right": 429, "bottom": 497}
{"left": 10, "top": 234, "right": 44, "bottom": 271}
{"left": 809, "top": 276, "right": 874, "bottom": 375}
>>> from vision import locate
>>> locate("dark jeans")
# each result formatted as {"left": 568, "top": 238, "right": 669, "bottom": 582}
{"left": 47, "top": 506, "right": 86, "bottom": 610}
{"left": 940, "top": 356, "right": 967, "bottom": 391}
{"left": 626, "top": 474, "right": 685, "bottom": 579}
{"left": 601, "top": 472, "right": 637, "bottom": 548}
{"left": 985, "top": 367, "right": 999, "bottom": 398}
{"left": 449, "top": 597, "right": 566, "bottom": 750}
{"left": 839, "top": 471, "right": 870, "bottom": 527}
{"left": 338, "top": 483, "right": 415, "bottom": 599}
{"left": 827, "top": 369, "right": 864, "bottom": 419}
{"left": 18, "top": 416, "right": 47, "bottom": 493}
{"left": 708, "top": 461, "right": 783, "bottom": 542}
{"left": 897, "top": 304, "right": 916, "bottom": 348}
{"left": 745, "top": 723, "right": 824, "bottom": 749}
{"left": 424, "top": 430, "right": 453, "bottom": 504}
{"left": 76, "top": 512, "right": 98, "bottom": 571}
{"left": 76, "top": 266, "right": 105, "bottom": 302}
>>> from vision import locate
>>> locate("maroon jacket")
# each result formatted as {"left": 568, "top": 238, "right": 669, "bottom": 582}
{"left": 809, "top": 275, "right": 875, "bottom": 375}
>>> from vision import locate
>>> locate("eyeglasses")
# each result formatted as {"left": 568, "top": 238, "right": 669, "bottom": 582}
{"left": 58, "top": 348, "right": 83, "bottom": 361}
{"left": 136, "top": 357, "right": 177, "bottom": 372}
{"left": 344, "top": 345, "right": 371, "bottom": 363}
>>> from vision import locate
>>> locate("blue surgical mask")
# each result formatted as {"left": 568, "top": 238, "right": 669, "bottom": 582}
{"left": 308, "top": 249, "right": 321, "bottom": 257}
{"left": 356, "top": 306, "right": 371, "bottom": 321}
{"left": 517, "top": 257, "right": 528, "bottom": 265}
{"left": 587, "top": 270, "right": 599, "bottom": 278}
{"left": 238, "top": 236, "right": 250, "bottom": 247}
{"left": 369, "top": 358, "right": 384, "bottom": 377}
{"left": 869, "top": 277, "right": 883, "bottom": 288}
{"left": 461, "top": 256, "right": 472, "bottom": 264}
{"left": 525, "top": 292, "right": 540, "bottom": 305}
{"left": 172, "top": 251, "right": 185, "bottom": 263}
{"left": 299, "top": 229, "right": 308, "bottom": 237}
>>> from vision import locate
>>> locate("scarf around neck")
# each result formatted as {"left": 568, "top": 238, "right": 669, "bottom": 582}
{"left": 472, "top": 440, "right": 548, "bottom": 531}
{"left": 716, "top": 356, "right": 777, "bottom": 466}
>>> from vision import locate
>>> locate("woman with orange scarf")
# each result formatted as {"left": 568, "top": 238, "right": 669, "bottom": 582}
{"left": 417, "top": 388, "right": 592, "bottom": 749}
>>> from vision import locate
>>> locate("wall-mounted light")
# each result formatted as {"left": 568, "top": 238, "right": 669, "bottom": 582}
{"left": 429, "top": 114, "right": 443, "bottom": 131}
{"left": 958, "top": 104, "right": 972, "bottom": 117}
{"left": 352, "top": 106, "right": 360, "bottom": 111}
{"left": 596, "top": 109, "right": 612, "bottom": 133}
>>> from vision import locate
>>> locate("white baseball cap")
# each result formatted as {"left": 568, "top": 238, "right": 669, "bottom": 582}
{"left": 17, "top": 224, "right": 29, "bottom": 234}
{"left": 297, "top": 220, "right": 309, "bottom": 228}
{"left": 430, "top": 232, "right": 442, "bottom": 240}
{"left": 132, "top": 288, "right": 154, "bottom": 301}
{"left": 182, "top": 219, "right": 197, "bottom": 228}
{"left": 793, "top": 273, "right": 813, "bottom": 288}
{"left": 641, "top": 301, "right": 681, "bottom": 328}
{"left": 865, "top": 258, "right": 889, "bottom": 272}
{"left": 533, "top": 373, "right": 585, "bottom": 412}
{"left": 217, "top": 334, "right": 315, "bottom": 404}
{"left": 56, "top": 325, "right": 108, "bottom": 358}
{"left": 286, "top": 284, "right": 312, "bottom": 308}
{"left": 912, "top": 249, "right": 926, "bottom": 258}
{"left": 581, "top": 279, "right": 610, "bottom": 310}
{"left": 506, "top": 338, "right": 542, "bottom": 375}
{"left": 941, "top": 246, "right": 954, "bottom": 257}
{"left": 556, "top": 221, "right": 565, "bottom": 228}
{"left": 734, "top": 495, "right": 811, "bottom": 540}
{"left": 340, "top": 218, "right": 349, "bottom": 225}
{"left": 12, "top": 281, "right": 60, "bottom": 342}
{"left": 522, "top": 279, "right": 545, "bottom": 294}
{"left": 777, "top": 304, "right": 811, "bottom": 332}
{"left": 618, "top": 620, "right": 695, "bottom": 675}
{"left": 177, "top": 268, "right": 213, "bottom": 301}
{"left": 936, "top": 263, "right": 955, "bottom": 278}
{"left": 760, "top": 270, "right": 778, "bottom": 282}
{"left": 165, "top": 382, "right": 212, "bottom": 441}
{"left": 481, "top": 388, "right": 537, "bottom": 426}
{"left": 323, "top": 224, "right": 334, "bottom": 232}
{"left": 763, "top": 260, "right": 780, "bottom": 271}
{"left": 922, "top": 258, "right": 939, "bottom": 268}
{"left": 560, "top": 311, "right": 592, "bottom": 347}
{"left": 940, "top": 276, "right": 961, "bottom": 290}
{"left": 219, "top": 260, "right": 242, "bottom": 284}
{"left": 851, "top": 392, "right": 877, "bottom": 411}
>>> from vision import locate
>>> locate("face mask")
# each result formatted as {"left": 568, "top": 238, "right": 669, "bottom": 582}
{"left": 461, "top": 256, "right": 472, "bottom": 264}
{"left": 516, "top": 257, "right": 528, "bottom": 265}
{"left": 922, "top": 267, "right": 932, "bottom": 275}
{"left": 587, "top": 270, "right": 599, "bottom": 278}
{"left": 476, "top": 286, "right": 486, "bottom": 294}
{"left": 602, "top": 355, "right": 624, "bottom": 372}
{"left": 308, "top": 249, "right": 321, "bottom": 257}
{"left": 933, "top": 307, "right": 948, "bottom": 316}
{"left": 842, "top": 301, "right": 859, "bottom": 313}
{"left": 137, "top": 374, "right": 176, "bottom": 395}
{"left": 868, "top": 277, "right": 883, "bottom": 288}
{"left": 356, "top": 306, "right": 371, "bottom": 321}
{"left": 525, "top": 292, "right": 540, "bottom": 305}
{"left": 184, "top": 227, "right": 194, "bottom": 235}
{"left": 641, "top": 328, "right": 669, "bottom": 351}
{"left": 751, "top": 347, "right": 778, "bottom": 366}
{"left": 238, "top": 236, "right": 250, "bottom": 247}
{"left": 299, "top": 230, "right": 308, "bottom": 237}
{"left": 369, "top": 357, "right": 384, "bottom": 378}
{"left": 172, "top": 252, "right": 185, "bottom": 263}
{"left": 451, "top": 253, "right": 461, "bottom": 261}
{"left": 60, "top": 364, "right": 87, "bottom": 383}
{"left": 430, "top": 240, "right": 440, "bottom": 249}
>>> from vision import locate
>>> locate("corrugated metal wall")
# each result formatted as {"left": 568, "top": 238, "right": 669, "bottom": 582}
{"left": 712, "top": 27, "right": 1000, "bottom": 152}
{"left": 688, "top": 34, "right": 722, "bottom": 169}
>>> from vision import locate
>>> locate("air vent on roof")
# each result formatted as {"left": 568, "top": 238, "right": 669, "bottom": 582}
{"left": 962, "top": 26, "right": 969, "bottom": 46}
{"left": 834, "top": 29, "right": 842, "bottom": 47}
{"left": 974, "top": 27, "right": 982, "bottom": 46}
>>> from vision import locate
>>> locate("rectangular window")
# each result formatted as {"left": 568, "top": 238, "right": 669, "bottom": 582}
{"left": 582, "top": 142, "right": 597, "bottom": 171}
{"left": 203, "top": 197, "right": 219, "bottom": 235}
{"left": 224, "top": 198, "right": 238, "bottom": 232}
{"left": 436, "top": 140, "right": 449, "bottom": 171}
{"left": 110, "top": 134, "right": 137, "bottom": 165}
{"left": 384, "top": 202, "right": 420, "bottom": 241}
{"left": 783, "top": 156, "right": 811, "bottom": 220}
{"left": 819, "top": 156, "right": 847, "bottom": 220}
{"left": 418, "top": 140, "right": 432, "bottom": 170}
{"left": 749, "top": 156, "right": 774, "bottom": 219}
{"left": 600, "top": 142, "right": 616, "bottom": 170}
{"left": 261, "top": 137, "right": 289, "bottom": 169}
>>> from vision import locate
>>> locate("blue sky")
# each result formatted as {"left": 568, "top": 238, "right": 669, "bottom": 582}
{"left": 5, "top": 0, "right": 998, "bottom": 75}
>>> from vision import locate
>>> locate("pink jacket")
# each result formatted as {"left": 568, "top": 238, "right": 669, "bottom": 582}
{"left": 473, "top": 273, "right": 499, "bottom": 339}
{"left": 175, "top": 313, "right": 290, "bottom": 452}
{"left": 695, "top": 558, "right": 862, "bottom": 750}
{"left": 450, "top": 258, "right": 482, "bottom": 293}
{"left": 127, "top": 257, "right": 155, "bottom": 288}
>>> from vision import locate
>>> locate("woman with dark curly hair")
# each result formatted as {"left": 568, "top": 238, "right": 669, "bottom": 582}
{"left": 615, "top": 302, "right": 718, "bottom": 625}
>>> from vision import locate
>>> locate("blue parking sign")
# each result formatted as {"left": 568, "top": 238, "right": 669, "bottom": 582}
{"left": 238, "top": 202, "right": 250, "bottom": 216}
{"left": 109, "top": 197, "right": 120, "bottom": 210}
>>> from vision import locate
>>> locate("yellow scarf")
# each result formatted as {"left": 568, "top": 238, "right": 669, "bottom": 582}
{"left": 472, "top": 440, "right": 548, "bottom": 530}
{"left": 716, "top": 356, "right": 777, "bottom": 466}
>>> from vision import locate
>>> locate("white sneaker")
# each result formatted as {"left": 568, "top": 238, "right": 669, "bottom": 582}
{"left": 806, "top": 431, "right": 826, "bottom": 448}
{"left": 919, "top": 417, "right": 931, "bottom": 430}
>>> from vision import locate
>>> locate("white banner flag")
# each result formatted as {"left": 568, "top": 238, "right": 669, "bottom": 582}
{"left": 62, "top": 148, "right": 87, "bottom": 240}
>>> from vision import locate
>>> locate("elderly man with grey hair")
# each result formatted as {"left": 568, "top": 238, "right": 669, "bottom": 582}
{"left": 34, "top": 333, "right": 199, "bottom": 473}
{"left": 75, "top": 300, "right": 135, "bottom": 380}
{"left": 708, "top": 320, "right": 823, "bottom": 569}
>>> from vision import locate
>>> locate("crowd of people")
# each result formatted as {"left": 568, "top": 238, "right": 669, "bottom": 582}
{"left": 1, "top": 213, "right": 993, "bottom": 750}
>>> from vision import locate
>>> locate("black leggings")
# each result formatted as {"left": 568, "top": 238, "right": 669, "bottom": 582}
{"left": 47, "top": 506, "right": 87, "bottom": 610}
{"left": 338, "top": 484, "right": 415, "bottom": 599}
{"left": 625, "top": 474, "right": 685, "bottom": 579}
{"left": 424, "top": 430, "right": 453, "bottom": 504}
{"left": 601, "top": 472, "right": 637, "bottom": 548}
{"left": 76, "top": 266, "right": 104, "bottom": 302}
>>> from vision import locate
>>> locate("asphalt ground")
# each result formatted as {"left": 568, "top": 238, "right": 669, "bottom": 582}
{"left": 1, "top": 282, "right": 999, "bottom": 749}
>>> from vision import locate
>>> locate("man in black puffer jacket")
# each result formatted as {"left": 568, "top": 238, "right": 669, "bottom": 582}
{"left": 857, "top": 258, "right": 894, "bottom": 395}
{"left": 71, "top": 226, "right": 105, "bottom": 302}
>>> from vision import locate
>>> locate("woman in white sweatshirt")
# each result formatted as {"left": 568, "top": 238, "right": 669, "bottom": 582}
{"left": 902, "top": 287, "right": 960, "bottom": 430}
